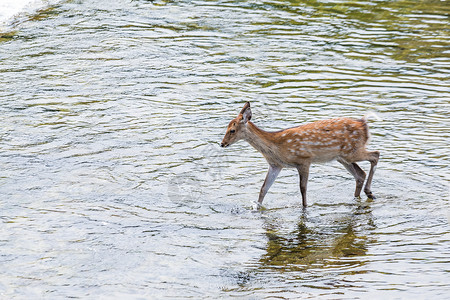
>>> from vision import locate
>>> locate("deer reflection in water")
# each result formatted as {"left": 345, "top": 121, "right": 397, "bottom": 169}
{"left": 258, "top": 199, "right": 376, "bottom": 273}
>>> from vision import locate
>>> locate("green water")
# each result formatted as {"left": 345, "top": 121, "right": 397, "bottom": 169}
{"left": 0, "top": 0, "right": 449, "bottom": 298}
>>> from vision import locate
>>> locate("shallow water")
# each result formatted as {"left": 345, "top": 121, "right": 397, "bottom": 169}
{"left": 0, "top": 0, "right": 449, "bottom": 298}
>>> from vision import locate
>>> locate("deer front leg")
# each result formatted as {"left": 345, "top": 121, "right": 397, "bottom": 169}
{"left": 296, "top": 163, "right": 311, "bottom": 207}
{"left": 257, "top": 164, "right": 282, "bottom": 207}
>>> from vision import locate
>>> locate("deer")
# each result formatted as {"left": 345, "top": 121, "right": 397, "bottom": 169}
{"left": 220, "top": 102, "right": 380, "bottom": 209}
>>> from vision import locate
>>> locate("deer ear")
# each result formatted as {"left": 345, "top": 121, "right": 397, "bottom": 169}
{"left": 240, "top": 102, "right": 252, "bottom": 123}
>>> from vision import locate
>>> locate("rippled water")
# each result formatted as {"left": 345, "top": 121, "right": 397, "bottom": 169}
{"left": 1, "top": 0, "right": 449, "bottom": 298}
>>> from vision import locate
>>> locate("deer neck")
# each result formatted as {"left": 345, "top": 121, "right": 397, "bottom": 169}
{"left": 244, "top": 122, "right": 279, "bottom": 160}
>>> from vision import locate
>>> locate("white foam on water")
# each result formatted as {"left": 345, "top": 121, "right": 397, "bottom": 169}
{"left": 0, "top": 0, "right": 52, "bottom": 32}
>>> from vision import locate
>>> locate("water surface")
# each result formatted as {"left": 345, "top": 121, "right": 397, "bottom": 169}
{"left": 0, "top": 0, "right": 449, "bottom": 298}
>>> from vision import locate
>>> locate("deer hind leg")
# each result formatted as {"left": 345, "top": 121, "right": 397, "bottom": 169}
{"left": 338, "top": 159, "right": 366, "bottom": 198}
{"left": 363, "top": 151, "right": 380, "bottom": 199}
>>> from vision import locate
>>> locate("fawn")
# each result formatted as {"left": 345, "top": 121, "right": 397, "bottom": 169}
{"left": 221, "top": 102, "right": 380, "bottom": 208}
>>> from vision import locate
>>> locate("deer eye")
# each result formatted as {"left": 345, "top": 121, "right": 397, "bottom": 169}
{"left": 230, "top": 129, "right": 236, "bottom": 134}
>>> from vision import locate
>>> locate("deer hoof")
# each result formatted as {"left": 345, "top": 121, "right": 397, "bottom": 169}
{"left": 366, "top": 192, "right": 376, "bottom": 199}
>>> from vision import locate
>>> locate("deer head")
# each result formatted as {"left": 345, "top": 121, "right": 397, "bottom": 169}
{"left": 221, "top": 102, "right": 252, "bottom": 148}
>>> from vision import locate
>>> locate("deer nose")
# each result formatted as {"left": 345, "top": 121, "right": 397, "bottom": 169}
{"left": 220, "top": 143, "right": 225, "bottom": 147}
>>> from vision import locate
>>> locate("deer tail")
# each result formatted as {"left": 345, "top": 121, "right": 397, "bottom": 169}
{"left": 362, "top": 112, "right": 382, "bottom": 122}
